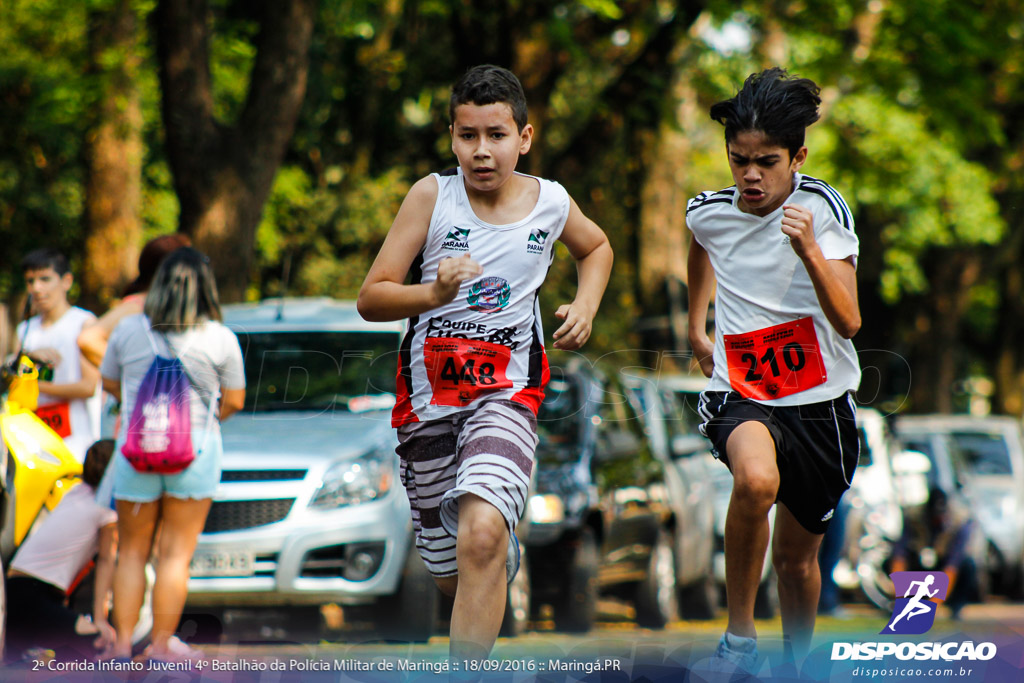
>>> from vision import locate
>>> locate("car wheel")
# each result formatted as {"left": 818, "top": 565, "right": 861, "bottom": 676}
{"left": 379, "top": 544, "right": 440, "bottom": 643}
{"left": 679, "top": 572, "right": 719, "bottom": 621}
{"left": 499, "top": 550, "right": 531, "bottom": 637}
{"left": 753, "top": 572, "right": 779, "bottom": 619}
{"left": 635, "top": 530, "right": 679, "bottom": 629}
{"left": 553, "top": 529, "right": 599, "bottom": 633}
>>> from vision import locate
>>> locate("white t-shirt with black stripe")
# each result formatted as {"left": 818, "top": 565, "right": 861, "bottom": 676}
{"left": 686, "top": 173, "right": 861, "bottom": 406}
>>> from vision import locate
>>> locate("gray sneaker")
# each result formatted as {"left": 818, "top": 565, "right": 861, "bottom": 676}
{"left": 506, "top": 530, "right": 520, "bottom": 584}
{"left": 692, "top": 633, "right": 759, "bottom": 681}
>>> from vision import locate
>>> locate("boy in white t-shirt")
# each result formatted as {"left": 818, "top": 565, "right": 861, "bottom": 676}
{"left": 17, "top": 248, "right": 101, "bottom": 461}
{"left": 687, "top": 68, "right": 862, "bottom": 674}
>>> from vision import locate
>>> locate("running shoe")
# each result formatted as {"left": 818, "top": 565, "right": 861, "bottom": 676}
{"left": 691, "top": 633, "right": 759, "bottom": 681}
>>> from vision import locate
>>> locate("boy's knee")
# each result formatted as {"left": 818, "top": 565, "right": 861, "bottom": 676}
{"left": 731, "top": 471, "right": 778, "bottom": 510}
{"left": 773, "top": 552, "right": 819, "bottom": 584}
{"left": 457, "top": 507, "right": 508, "bottom": 569}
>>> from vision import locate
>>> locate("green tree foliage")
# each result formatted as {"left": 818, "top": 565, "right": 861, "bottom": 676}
{"left": 0, "top": 1, "right": 91, "bottom": 297}
{"left": 0, "top": 0, "right": 173, "bottom": 305}
{"left": 3, "top": 0, "right": 1024, "bottom": 411}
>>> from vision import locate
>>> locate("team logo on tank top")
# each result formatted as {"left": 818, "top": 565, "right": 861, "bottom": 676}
{"left": 526, "top": 228, "right": 549, "bottom": 254}
{"left": 467, "top": 276, "right": 511, "bottom": 313}
{"left": 442, "top": 226, "right": 471, "bottom": 251}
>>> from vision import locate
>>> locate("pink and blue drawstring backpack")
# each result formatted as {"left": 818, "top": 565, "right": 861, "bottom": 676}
{"left": 121, "top": 322, "right": 216, "bottom": 474}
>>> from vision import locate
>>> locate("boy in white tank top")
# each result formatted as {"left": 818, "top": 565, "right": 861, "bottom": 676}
{"left": 359, "top": 65, "right": 612, "bottom": 664}
{"left": 687, "top": 68, "right": 862, "bottom": 675}
{"left": 17, "top": 248, "right": 101, "bottom": 462}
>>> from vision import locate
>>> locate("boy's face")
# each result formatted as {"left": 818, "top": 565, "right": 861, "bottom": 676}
{"left": 726, "top": 130, "right": 807, "bottom": 217}
{"left": 450, "top": 102, "right": 533, "bottom": 193}
{"left": 24, "top": 267, "right": 72, "bottom": 315}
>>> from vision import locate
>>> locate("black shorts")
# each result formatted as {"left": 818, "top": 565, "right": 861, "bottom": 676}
{"left": 697, "top": 390, "right": 860, "bottom": 534}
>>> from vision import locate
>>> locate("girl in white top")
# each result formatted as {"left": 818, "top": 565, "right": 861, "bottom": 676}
{"left": 100, "top": 247, "right": 246, "bottom": 664}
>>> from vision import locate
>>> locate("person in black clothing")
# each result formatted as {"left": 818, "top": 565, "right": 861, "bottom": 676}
{"left": 890, "top": 487, "right": 981, "bottom": 619}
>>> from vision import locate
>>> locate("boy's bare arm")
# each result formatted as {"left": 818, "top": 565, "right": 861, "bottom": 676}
{"left": 781, "top": 203, "right": 861, "bottom": 339}
{"left": 358, "top": 177, "right": 482, "bottom": 322}
{"left": 686, "top": 236, "right": 716, "bottom": 378}
{"left": 552, "top": 198, "right": 613, "bottom": 350}
{"left": 37, "top": 352, "right": 99, "bottom": 400}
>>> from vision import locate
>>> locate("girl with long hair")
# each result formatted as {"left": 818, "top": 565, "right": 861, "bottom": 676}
{"left": 100, "top": 247, "right": 246, "bottom": 662}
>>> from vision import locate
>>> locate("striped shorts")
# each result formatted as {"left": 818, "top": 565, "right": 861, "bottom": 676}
{"left": 395, "top": 400, "right": 537, "bottom": 578}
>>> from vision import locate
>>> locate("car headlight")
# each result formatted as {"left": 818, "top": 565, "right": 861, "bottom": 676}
{"left": 1000, "top": 494, "right": 1017, "bottom": 519}
{"left": 528, "top": 494, "right": 565, "bottom": 524}
{"left": 309, "top": 450, "right": 394, "bottom": 510}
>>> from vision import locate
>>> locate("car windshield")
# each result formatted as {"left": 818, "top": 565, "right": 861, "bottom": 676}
{"left": 535, "top": 378, "right": 584, "bottom": 462}
{"left": 237, "top": 331, "right": 398, "bottom": 412}
{"left": 950, "top": 431, "right": 1013, "bottom": 476}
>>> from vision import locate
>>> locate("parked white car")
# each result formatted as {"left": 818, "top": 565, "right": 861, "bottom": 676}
{"left": 184, "top": 298, "right": 441, "bottom": 641}
{"left": 894, "top": 414, "right": 1024, "bottom": 597}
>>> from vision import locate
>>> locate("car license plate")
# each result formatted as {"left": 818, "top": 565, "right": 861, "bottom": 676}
{"left": 190, "top": 550, "right": 255, "bottom": 577}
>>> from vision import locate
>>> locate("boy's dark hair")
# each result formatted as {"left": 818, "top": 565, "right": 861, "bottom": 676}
{"left": 709, "top": 67, "right": 821, "bottom": 159}
{"left": 82, "top": 438, "right": 115, "bottom": 489}
{"left": 449, "top": 64, "right": 528, "bottom": 132}
{"left": 21, "top": 248, "right": 70, "bottom": 277}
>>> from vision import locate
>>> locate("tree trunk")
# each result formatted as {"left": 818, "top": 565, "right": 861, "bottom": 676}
{"left": 81, "top": 0, "right": 143, "bottom": 311}
{"left": 906, "top": 251, "right": 981, "bottom": 413}
{"left": 992, "top": 235, "right": 1024, "bottom": 415}
{"left": 153, "top": 0, "right": 315, "bottom": 302}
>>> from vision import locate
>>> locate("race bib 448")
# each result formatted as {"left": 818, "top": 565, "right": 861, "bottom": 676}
{"left": 723, "top": 317, "right": 827, "bottom": 401}
{"left": 423, "top": 337, "right": 513, "bottom": 407}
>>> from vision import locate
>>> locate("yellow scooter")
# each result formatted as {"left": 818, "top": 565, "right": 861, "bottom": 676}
{"left": 0, "top": 354, "right": 83, "bottom": 661}
{"left": 0, "top": 355, "right": 83, "bottom": 552}
{"left": 1, "top": 353, "right": 155, "bottom": 660}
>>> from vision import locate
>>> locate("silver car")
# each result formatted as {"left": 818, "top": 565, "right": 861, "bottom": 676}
{"left": 894, "top": 414, "right": 1024, "bottom": 597}
{"left": 184, "top": 298, "right": 441, "bottom": 641}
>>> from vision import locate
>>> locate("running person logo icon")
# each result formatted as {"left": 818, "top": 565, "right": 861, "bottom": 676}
{"left": 883, "top": 571, "right": 950, "bottom": 635}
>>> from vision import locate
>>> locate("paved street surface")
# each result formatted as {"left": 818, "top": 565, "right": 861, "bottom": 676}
{"left": 3, "top": 600, "right": 1023, "bottom": 682}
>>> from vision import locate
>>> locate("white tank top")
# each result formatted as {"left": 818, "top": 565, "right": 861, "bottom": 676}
{"left": 393, "top": 168, "right": 569, "bottom": 426}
